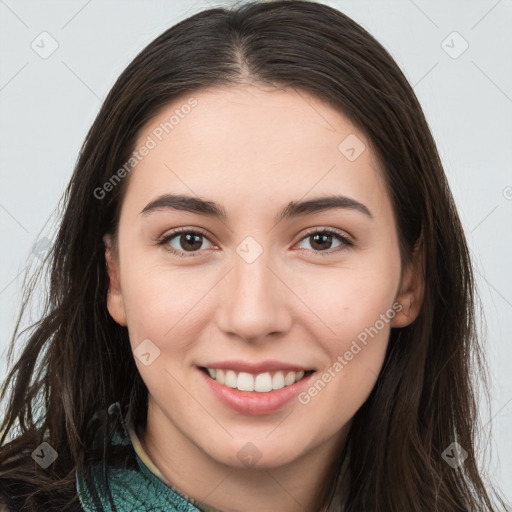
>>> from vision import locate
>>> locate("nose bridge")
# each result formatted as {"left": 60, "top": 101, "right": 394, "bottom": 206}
{"left": 216, "top": 240, "right": 290, "bottom": 342}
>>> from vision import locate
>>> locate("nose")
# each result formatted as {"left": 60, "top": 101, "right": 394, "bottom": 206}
{"left": 215, "top": 246, "right": 292, "bottom": 343}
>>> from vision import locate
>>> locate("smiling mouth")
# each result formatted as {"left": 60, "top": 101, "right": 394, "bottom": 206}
{"left": 199, "top": 367, "right": 315, "bottom": 393}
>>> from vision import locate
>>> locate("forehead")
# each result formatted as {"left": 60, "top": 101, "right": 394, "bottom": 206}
{"left": 121, "top": 84, "right": 390, "bottom": 222}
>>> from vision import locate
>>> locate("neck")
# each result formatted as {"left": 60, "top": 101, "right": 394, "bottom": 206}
{"left": 138, "top": 401, "right": 350, "bottom": 512}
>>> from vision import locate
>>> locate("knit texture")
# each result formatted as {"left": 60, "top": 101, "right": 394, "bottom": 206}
{"left": 76, "top": 402, "right": 222, "bottom": 512}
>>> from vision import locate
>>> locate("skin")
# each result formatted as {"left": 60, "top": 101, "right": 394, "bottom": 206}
{"left": 104, "top": 84, "right": 424, "bottom": 512}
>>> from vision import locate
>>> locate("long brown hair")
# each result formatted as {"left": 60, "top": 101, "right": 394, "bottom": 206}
{"left": 0, "top": 1, "right": 507, "bottom": 510}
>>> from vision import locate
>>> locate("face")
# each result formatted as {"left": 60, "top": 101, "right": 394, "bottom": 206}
{"left": 104, "top": 84, "right": 422, "bottom": 471}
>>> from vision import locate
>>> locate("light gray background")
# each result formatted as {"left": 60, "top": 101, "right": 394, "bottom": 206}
{"left": 1, "top": 0, "right": 511, "bottom": 504}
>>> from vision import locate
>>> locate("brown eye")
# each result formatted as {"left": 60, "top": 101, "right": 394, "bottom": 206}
{"left": 296, "top": 229, "right": 353, "bottom": 256}
{"left": 159, "top": 229, "right": 214, "bottom": 257}
{"left": 174, "top": 232, "right": 204, "bottom": 252}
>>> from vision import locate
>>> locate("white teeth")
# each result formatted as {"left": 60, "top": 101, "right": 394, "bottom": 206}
{"left": 295, "top": 370, "right": 305, "bottom": 382}
{"left": 284, "top": 371, "right": 296, "bottom": 386}
{"left": 272, "top": 372, "right": 285, "bottom": 390}
{"left": 216, "top": 369, "right": 225, "bottom": 385}
{"left": 206, "top": 368, "right": 308, "bottom": 393}
{"left": 237, "top": 372, "right": 254, "bottom": 391}
{"left": 224, "top": 370, "right": 237, "bottom": 389}
{"left": 254, "top": 372, "right": 273, "bottom": 392}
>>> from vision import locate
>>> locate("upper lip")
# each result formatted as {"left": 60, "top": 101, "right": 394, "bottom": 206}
{"left": 199, "top": 360, "right": 314, "bottom": 374}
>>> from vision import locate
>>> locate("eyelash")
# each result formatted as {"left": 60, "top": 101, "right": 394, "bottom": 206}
{"left": 157, "top": 227, "right": 354, "bottom": 258}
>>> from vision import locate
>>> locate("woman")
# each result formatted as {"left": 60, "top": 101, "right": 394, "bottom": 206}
{"left": 0, "top": 1, "right": 507, "bottom": 510}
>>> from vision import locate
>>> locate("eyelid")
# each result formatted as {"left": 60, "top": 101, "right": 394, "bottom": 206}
{"left": 293, "top": 226, "right": 354, "bottom": 257}
{"left": 298, "top": 226, "right": 354, "bottom": 245}
{"left": 157, "top": 226, "right": 217, "bottom": 258}
{"left": 157, "top": 226, "right": 354, "bottom": 258}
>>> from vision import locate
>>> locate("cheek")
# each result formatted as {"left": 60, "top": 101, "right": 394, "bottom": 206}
{"left": 296, "top": 345, "right": 385, "bottom": 453}
{"left": 299, "top": 255, "right": 400, "bottom": 344}
{"left": 120, "top": 266, "right": 208, "bottom": 407}
{"left": 296, "top": 284, "right": 394, "bottom": 445}
{"left": 120, "top": 259, "right": 215, "bottom": 352}
{"left": 293, "top": 252, "right": 399, "bottom": 420}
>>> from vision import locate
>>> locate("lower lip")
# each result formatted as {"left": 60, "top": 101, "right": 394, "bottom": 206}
{"left": 199, "top": 368, "right": 314, "bottom": 415}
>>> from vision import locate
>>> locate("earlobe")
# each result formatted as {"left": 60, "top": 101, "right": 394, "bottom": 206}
{"left": 391, "top": 239, "right": 425, "bottom": 328}
{"left": 104, "top": 234, "right": 127, "bottom": 327}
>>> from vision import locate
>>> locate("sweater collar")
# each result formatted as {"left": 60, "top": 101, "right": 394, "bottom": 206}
{"left": 76, "top": 401, "right": 223, "bottom": 512}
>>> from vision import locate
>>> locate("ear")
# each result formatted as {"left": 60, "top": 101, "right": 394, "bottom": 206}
{"left": 391, "top": 238, "right": 425, "bottom": 328}
{"left": 104, "top": 234, "right": 127, "bottom": 326}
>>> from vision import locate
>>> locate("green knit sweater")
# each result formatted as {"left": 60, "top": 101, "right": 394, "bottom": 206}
{"left": 76, "top": 402, "right": 223, "bottom": 512}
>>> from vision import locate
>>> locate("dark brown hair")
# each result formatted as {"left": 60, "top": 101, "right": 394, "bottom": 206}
{"left": 0, "top": 1, "right": 507, "bottom": 510}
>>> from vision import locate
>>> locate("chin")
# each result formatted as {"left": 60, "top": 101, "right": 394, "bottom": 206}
{"left": 207, "top": 439, "right": 308, "bottom": 470}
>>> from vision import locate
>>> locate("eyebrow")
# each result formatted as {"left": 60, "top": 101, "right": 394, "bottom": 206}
{"left": 139, "top": 193, "right": 373, "bottom": 222}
